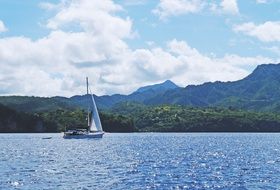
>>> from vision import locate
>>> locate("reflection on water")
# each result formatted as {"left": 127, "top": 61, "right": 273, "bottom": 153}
{"left": 1, "top": 133, "right": 280, "bottom": 189}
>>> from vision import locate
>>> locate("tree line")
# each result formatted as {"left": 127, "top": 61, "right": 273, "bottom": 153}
{"left": 2, "top": 102, "right": 280, "bottom": 133}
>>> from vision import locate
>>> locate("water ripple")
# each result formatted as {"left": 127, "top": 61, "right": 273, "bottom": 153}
{"left": 1, "top": 133, "right": 280, "bottom": 189}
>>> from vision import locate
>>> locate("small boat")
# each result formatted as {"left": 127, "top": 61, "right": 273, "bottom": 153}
{"left": 42, "top": 137, "right": 52, "bottom": 139}
{"left": 63, "top": 77, "right": 104, "bottom": 139}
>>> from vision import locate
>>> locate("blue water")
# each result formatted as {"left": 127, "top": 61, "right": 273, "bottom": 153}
{"left": 1, "top": 133, "right": 280, "bottom": 190}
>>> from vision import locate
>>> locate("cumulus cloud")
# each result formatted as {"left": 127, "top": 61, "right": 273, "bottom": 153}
{"left": 0, "top": 0, "right": 276, "bottom": 97}
{"left": 164, "top": 40, "right": 272, "bottom": 86}
{"left": 234, "top": 21, "right": 280, "bottom": 42}
{"left": 152, "top": 0, "right": 204, "bottom": 20}
{"left": 0, "top": 20, "right": 7, "bottom": 32}
{"left": 220, "top": 0, "right": 239, "bottom": 14}
{"left": 210, "top": 0, "right": 239, "bottom": 15}
{"left": 0, "top": 0, "right": 133, "bottom": 96}
{"left": 153, "top": 0, "right": 239, "bottom": 19}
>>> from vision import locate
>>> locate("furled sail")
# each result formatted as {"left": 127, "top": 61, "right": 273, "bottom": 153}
{"left": 89, "top": 94, "right": 103, "bottom": 132}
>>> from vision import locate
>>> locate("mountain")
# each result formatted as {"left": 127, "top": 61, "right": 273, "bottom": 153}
{"left": 1, "top": 63, "right": 280, "bottom": 113}
{"left": 3, "top": 64, "right": 280, "bottom": 133}
{"left": 146, "top": 63, "right": 280, "bottom": 111}
{"left": 125, "top": 80, "right": 179, "bottom": 102}
{"left": 136, "top": 80, "right": 178, "bottom": 93}
{"left": 0, "top": 80, "right": 180, "bottom": 112}
{"left": 0, "top": 96, "right": 77, "bottom": 113}
{"left": 69, "top": 80, "right": 180, "bottom": 109}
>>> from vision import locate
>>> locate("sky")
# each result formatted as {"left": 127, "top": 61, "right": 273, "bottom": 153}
{"left": 0, "top": 0, "right": 279, "bottom": 97}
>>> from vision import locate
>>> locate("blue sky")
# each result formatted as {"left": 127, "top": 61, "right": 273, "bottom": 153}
{"left": 0, "top": 0, "right": 279, "bottom": 96}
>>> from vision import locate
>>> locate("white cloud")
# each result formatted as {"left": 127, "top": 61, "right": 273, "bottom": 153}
{"left": 0, "top": 0, "right": 133, "bottom": 96}
{"left": 153, "top": 0, "right": 239, "bottom": 19}
{"left": 0, "top": 0, "right": 276, "bottom": 97}
{"left": 0, "top": 20, "right": 7, "bottom": 32}
{"left": 220, "top": 0, "right": 239, "bottom": 14}
{"left": 210, "top": 0, "right": 239, "bottom": 15}
{"left": 234, "top": 21, "right": 280, "bottom": 42}
{"left": 152, "top": 0, "right": 204, "bottom": 20}
{"left": 39, "top": 2, "right": 60, "bottom": 11}
{"left": 256, "top": 0, "right": 267, "bottom": 3}
{"left": 45, "top": 0, "right": 131, "bottom": 38}
{"left": 164, "top": 39, "right": 273, "bottom": 86}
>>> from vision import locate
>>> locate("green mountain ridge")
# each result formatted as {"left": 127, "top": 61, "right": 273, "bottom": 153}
{"left": 146, "top": 63, "right": 280, "bottom": 111}
{"left": 0, "top": 63, "right": 280, "bottom": 113}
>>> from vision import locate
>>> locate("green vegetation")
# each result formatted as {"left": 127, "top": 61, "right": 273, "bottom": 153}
{"left": 100, "top": 112, "right": 136, "bottom": 132}
{"left": 2, "top": 100, "right": 280, "bottom": 133}
{"left": 39, "top": 109, "right": 87, "bottom": 132}
{"left": 39, "top": 109, "right": 137, "bottom": 132}
{"left": 0, "top": 103, "right": 56, "bottom": 132}
{"left": 0, "top": 103, "right": 136, "bottom": 133}
{"left": 111, "top": 102, "right": 280, "bottom": 132}
{"left": 146, "top": 64, "right": 280, "bottom": 111}
{"left": 0, "top": 96, "right": 76, "bottom": 113}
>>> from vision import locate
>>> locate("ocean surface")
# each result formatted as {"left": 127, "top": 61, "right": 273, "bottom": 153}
{"left": 1, "top": 133, "right": 280, "bottom": 190}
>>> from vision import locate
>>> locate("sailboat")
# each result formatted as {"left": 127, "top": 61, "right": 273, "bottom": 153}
{"left": 63, "top": 77, "right": 104, "bottom": 139}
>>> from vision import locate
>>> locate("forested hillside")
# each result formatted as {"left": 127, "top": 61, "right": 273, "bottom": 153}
{"left": 110, "top": 103, "right": 280, "bottom": 132}
{"left": 0, "top": 103, "right": 136, "bottom": 133}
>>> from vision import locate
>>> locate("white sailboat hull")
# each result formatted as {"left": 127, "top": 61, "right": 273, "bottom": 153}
{"left": 63, "top": 131, "right": 104, "bottom": 139}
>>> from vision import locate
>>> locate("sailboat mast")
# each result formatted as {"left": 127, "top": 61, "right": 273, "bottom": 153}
{"left": 86, "top": 77, "right": 89, "bottom": 95}
{"left": 86, "top": 77, "right": 90, "bottom": 130}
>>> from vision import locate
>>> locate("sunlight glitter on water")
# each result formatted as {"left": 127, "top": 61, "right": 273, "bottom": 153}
{"left": 1, "top": 133, "right": 280, "bottom": 189}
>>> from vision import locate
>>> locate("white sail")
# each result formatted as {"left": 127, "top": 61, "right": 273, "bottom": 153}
{"left": 63, "top": 77, "right": 104, "bottom": 139}
{"left": 89, "top": 111, "right": 98, "bottom": 132}
{"left": 89, "top": 94, "right": 103, "bottom": 132}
